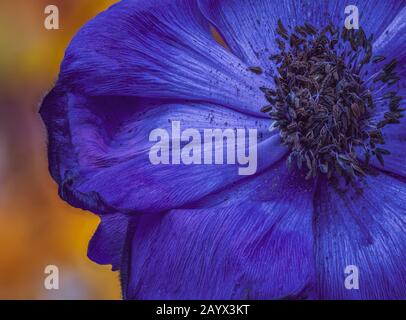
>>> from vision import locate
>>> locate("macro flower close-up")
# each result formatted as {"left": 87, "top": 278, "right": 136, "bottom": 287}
{"left": 40, "top": 0, "right": 406, "bottom": 300}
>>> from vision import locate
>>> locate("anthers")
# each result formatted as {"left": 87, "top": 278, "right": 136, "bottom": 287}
{"left": 251, "top": 19, "right": 403, "bottom": 183}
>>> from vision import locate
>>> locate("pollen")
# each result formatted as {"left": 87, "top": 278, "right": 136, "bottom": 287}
{"left": 256, "top": 20, "right": 403, "bottom": 183}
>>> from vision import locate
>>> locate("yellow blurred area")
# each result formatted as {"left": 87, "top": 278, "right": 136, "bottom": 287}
{"left": 0, "top": 0, "right": 121, "bottom": 299}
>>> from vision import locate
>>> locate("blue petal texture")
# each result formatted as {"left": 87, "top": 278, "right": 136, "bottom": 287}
{"left": 198, "top": 0, "right": 405, "bottom": 71}
{"left": 314, "top": 173, "right": 406, "bottom": 299}
{"left": 39, "top": 0, "right": 406, "bottom": 299}
{"left": 88, "top": 212, "right": 130, "bottom": 271}
{"left": 59, "top": 0, "right": 272, "bottom": 116}
{"left": 126, "top": 163, "right": 317, "bottom": 299}
{"left": 41, "top": 92, "right": 286, "bottom": 214}
{"left": 40, "top": 0, "right": 282, "bottom": 215}
{"left": 368, "top": 7, "right": 406, "bottom": 177}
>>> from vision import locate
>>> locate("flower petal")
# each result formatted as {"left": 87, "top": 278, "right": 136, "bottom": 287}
{"left": 40, "top": 90, "right": 287, "bottom": 215}
{"left": 88, "top": 212, "right": 130, "bottom": 271}
{"left": 198, "top": 0, "right": 306, "bottom": 71}
{"left": 125, "top": 168, "right": 316, "bottom": 299}
{"left": 369, "top": 106, "right": 406, "bottom": 178}
{"left": 373, "top": 5, "right": 406, "bottom": 56}
{"left": 369, "top": 5, "right": 406, "bottom": 79}
{"left": 357, "top": 7, "right": 406, "bottom": 177}
{"left": 347, "top": 0, "right": 405, "bottom": 40}
{"left": 366, "top": 97, "right": 405, "bottom": 179}
{"left": 59, "top": 0, "right": 271, "bottom": 116}
{"left": 314, "top": 173, "right": 406, "bottom": 299}
{"left": 198, "top": 0, "right": 404, "bottom": 70}
{"left": 189, "top": 154, "right": 316, "bottom": 209}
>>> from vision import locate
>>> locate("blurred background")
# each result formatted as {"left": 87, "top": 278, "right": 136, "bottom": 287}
{"left": 0, "top": 0, "right": 121, "bottom": 299}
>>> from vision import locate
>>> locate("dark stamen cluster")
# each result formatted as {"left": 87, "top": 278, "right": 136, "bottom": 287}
{"left": 253, "top": 20, "right": 403, "bottom": 183}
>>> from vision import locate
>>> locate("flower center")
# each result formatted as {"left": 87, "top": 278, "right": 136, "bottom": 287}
{"left": 255, "top": 20, "right": 403, "bottom": 183}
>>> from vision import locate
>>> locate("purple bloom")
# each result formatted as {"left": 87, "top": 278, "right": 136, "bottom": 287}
{"left": 40, "top": 0, "right": 406, "bottom": 299}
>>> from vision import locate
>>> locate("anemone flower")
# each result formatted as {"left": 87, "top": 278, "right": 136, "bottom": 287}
{"left": 40, "top": 0, "right": 406, "bottom": 300}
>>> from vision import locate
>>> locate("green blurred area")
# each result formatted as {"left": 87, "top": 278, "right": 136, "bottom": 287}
{"left": 0, "top": 0, "right": 121, "bottom": 299}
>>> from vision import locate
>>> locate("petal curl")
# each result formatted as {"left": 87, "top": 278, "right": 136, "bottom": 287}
{"left": 314, "top": 173, "right": 406, "bottom": 299}
{"left": 40, "top": 90, "right": 287, "bottom": 215}
{"left": 59, "top": 0, "right": 271, "bottom": 116}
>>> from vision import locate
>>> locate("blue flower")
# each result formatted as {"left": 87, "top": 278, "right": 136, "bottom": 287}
{"left": 40, "top": 0, "right": 406, "bottom": 299}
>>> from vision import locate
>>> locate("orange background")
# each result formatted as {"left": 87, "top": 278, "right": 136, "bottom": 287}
{"left": 0, "top": 0, "right": 121, "bottom": 299}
